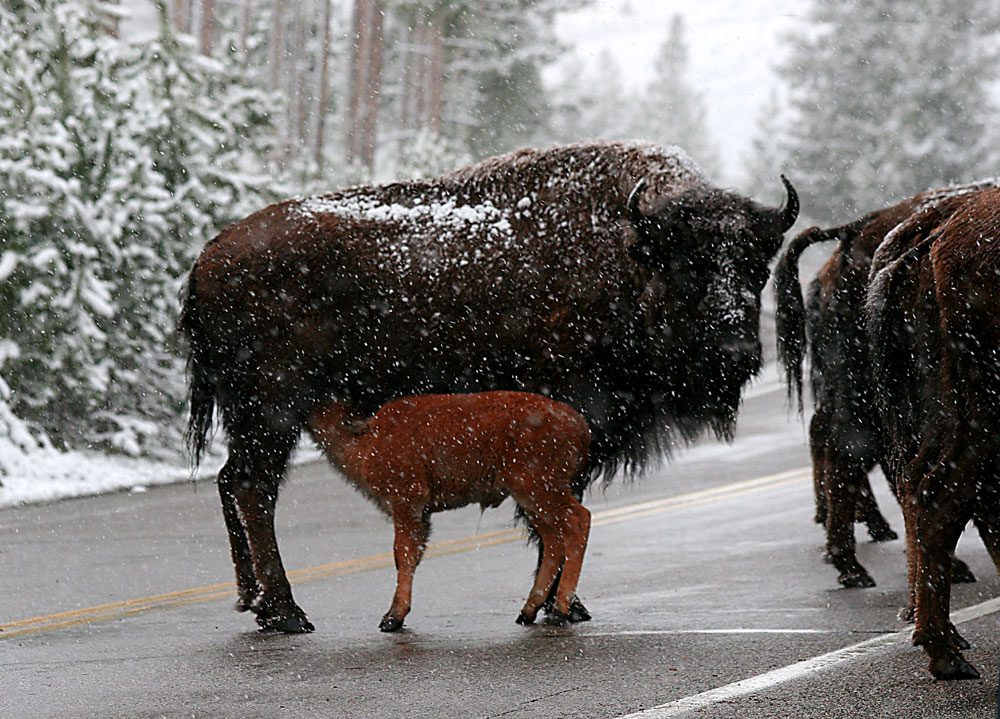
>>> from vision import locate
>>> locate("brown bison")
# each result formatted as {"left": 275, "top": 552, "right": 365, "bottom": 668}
{"left": 180, "top": 141, "right": 798, "bottom": 632}
{"left": 866, "top": 184, "right": 1000, "bottom": 680}
{"left": 774, "top": 185, "right": 988, "bottom": 589}
{"left": 308, "top": 391, "right": 591, "bottom": 631}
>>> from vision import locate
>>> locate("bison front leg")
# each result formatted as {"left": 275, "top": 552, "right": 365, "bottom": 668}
{"left": 381, "top": 507, "right": 430, "bottom": 632}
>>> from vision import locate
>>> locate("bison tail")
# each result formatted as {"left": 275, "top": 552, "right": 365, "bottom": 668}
{"left": 864, "top": 233, "right": 936, "bottom": 435}
{"left": 178, "top": 269, "right": 216, "bottom": 467}
{"left": 773, "top": 226, "right": 841, "bottom": 409}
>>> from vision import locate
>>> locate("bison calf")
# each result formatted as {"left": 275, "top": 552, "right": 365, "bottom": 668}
{"left": 307, "top": 391, "right": 592, "bottom": 631}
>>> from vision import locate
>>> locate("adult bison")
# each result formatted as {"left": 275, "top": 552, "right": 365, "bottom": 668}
{"left": 773, "top": 186, "right": 988, "bottom": 589}
{"left": 180, "top": 141, "right": 798, "bottom": 633}
{"left": 866, "top": 185, "right": 1000, "bottom": 680}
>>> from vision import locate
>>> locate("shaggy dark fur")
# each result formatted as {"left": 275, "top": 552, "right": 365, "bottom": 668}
{"left": 180, "top": 141, "right": 798, "bottom": 632}
{"left": 866, "top": 186, "right": 1000, "bottom": 680}
{"left": 773, "top": 186, "right": 989, "bottom": 591}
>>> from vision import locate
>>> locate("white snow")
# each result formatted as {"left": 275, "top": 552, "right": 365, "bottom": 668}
{"left": 0, "top": 438, "right": 322, "bottom": 509}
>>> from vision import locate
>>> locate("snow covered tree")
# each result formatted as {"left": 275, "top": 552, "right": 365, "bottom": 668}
{"left": 632, "top": 14, "right": 719, "bottom": 175}
{"left": 0, "top": 0, "right": 278, "bottom": 456}
{"left": 779, "top": 0, "right": 1000, "bottom": 223}
{"left": 546, "top": 50, "right": 638, "bottom": 143}
{"left": 742, "top": 90, "right": 792, "bottom": 207}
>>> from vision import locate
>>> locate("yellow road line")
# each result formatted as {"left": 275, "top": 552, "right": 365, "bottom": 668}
{"left": 0, "top": 467, "right": 809, "bottom": 639}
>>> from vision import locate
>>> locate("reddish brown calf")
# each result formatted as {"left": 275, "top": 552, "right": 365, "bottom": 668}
{"left": 307, "top": 391, "right": 592, "bottom": 631}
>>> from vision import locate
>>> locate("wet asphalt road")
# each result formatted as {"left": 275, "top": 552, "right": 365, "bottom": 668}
{"left": 1, "top": 369, "right": 998, "bottom": 719}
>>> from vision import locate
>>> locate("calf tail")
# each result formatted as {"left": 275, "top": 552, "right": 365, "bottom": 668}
{"left": 178, "top": 268, "right": 217, "bottom": 467}
{"left": 773, "top": 225, "right": 843, "bottom": 408}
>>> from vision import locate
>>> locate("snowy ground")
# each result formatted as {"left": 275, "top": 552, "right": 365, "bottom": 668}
{"left": 0, "top": 436, "right": 326, "bottom": 509}
{"left": 0, "top": 364, "right": 789, "bottom": 509}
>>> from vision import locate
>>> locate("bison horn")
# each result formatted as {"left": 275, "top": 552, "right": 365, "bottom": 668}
{"left": 627, "top": 178, "right": 655, "bottom": 236}
{"left": 774, "top": 174, "right": 799, "bottom": 232}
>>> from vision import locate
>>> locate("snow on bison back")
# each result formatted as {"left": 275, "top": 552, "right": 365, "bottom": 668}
{"left": 179, "top": 140, "right": 799, "bottom": 633}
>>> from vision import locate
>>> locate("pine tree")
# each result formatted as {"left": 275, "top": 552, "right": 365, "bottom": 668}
{"left": 742, "top": 90, "right": 791, "bottom": 207}
{"left": 0, "top": 0, "right": 279, "bottom": 456}
{"left": 633, "top": 14, "right": 719, "bottom": 176}
{"left": 547, "top": 50, "right": 638, "bottom": 144}
{"left": 779, "top": 0, "right": 1000, "bottom": 223}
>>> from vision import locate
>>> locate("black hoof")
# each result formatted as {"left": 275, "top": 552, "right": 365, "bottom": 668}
{"left": 255, "top": 611, "right": 314, "bottom": 633}
{"left": 252, "top": 597, "right": 314, "bottom": 633}
{"left": 379, "top": 615, "right": 404, "bottom": 633}
{"left": 951, "top": 559, "right": 977, "bottom": 584}
{"left": 515, "top": 612, "right": 536, "bottom": 626}
{"left": 899, "top": 604, "right": 915, "bottom": 623}
{"left": 543, "top": 610, "right": 570, "bottom": 627}
{"left": 567, "top": 597, "right": 592, "bottom": 623}
{"left": 930, "top": 654, "right": 980, "bottom": 680}
{"left": 838, "top": 571, "right": 876, "bottom": 589}
{"left": 950, "top": 624, "right": 971, "bottom": 650}
{"left": 866, "top": 523, "right": 898, "bottom": 542}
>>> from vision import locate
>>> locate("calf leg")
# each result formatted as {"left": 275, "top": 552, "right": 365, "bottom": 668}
{"left": 547, "top": 499, "right": 591, "bottom": 624}
{"left": 516, "top": 511, "right": 564, "bottom": 625}
{"left": 538, "top": 485, "right": 591, "bottom": 623}
{"left": 381, "top": 507, "right": 430, "bottom": 632}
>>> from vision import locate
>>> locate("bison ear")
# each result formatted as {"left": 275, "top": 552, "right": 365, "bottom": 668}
{"left": 627, "top": 179, "right": 691, "bottom": 253}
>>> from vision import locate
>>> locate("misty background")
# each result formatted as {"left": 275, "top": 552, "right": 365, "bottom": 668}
{"left": 2, "top": 0, "right": 999, "bottom": 479}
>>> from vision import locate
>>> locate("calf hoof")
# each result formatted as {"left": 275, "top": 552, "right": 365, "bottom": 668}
{"left": 951, "top": 559, "right": 976, "bottom": 584}
{"left": 838, "top": 570, "right": 876, "bottom": 589}
{"left": 898, "top": 604, "right": 915, "bottom": 623}
{"left": 515, "top": 611, "right": 537, "bottom": 626}
{"left": 379, "top": 615, "right": 404, "bottom": 633}
{"left": 866, "top": 522, "right": 898, "bottom": 542}
{"left": 252, "top": 597, "right": 314, "bottom": 633}
{"left": 543, "top": 610, "right": 571, "bottom": 627}
{"left": 567, "top": 597, "right": 592, "bottom": 623}
{"left": 929, "top": 653, "right": 980, "bottom": 681}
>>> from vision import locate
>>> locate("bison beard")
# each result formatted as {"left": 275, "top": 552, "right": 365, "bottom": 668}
{"left": 180, "top": 141, "right": 798, "bottom": 632}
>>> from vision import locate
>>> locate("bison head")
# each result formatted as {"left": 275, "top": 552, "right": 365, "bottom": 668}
{"left": 625, "top": 175, "right": 798, "bottom": 435}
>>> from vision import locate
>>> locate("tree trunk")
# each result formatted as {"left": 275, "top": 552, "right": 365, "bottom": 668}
{"left": 199, "top": 0, "right": 215, "bottom": 56}
{"left": 346, "top": 0, "right": 384, "bottom": 171}
{"left": 428, "top": 15, "right": 444, "bottom": 137}
{"left": 314, "top": 0, "right": 333, "bottom": 174}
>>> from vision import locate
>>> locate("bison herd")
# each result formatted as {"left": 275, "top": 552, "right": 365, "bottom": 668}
{"left": 180, "top": 141, "right": 1000, "bottom": 681}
